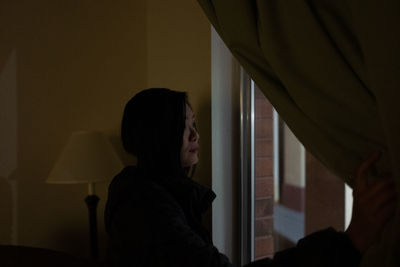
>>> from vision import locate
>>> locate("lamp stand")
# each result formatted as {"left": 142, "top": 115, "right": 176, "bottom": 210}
{"left": 85, "top": 183, "right": 99, "bottom": 264}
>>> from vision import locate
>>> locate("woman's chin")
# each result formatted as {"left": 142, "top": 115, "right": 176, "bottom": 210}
{"left": 192, "top": 155, "right": 199, "bottom": 165}
{"left": 182, "top": 157, "right": 199, "bottom": 168}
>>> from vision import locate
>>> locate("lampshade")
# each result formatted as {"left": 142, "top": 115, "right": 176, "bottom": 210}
{"left": 47, "top": 131, "right": 124, "bottom": 184}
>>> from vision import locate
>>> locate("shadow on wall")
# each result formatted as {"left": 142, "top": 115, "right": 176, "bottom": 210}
{"left": 0, "top": 48, "right": 18, "bottom": 245}
{"left": 195, "top": 94, "right": 212, "bottom": 232}
{"left": 0, "top": 0, "right": 147, "bottom": 261}
{"left": 108, "top": 135, "right": 136, "bottom": 167}
{"left": 0, "top": 176, "right": 13, "bottom": 244}
{"left": 48, "top": 223, "right": 90, "bottom": 258}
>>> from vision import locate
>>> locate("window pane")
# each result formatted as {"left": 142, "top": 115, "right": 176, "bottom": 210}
{"left": 253, "top": 83, "right": 306, "bottom": 259}
{"left": 251, "top": 83, "right": 348, "bottom": 260}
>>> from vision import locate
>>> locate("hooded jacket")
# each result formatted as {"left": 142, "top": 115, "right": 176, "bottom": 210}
{"left": 105, "top": 166, "right": 361, "bottom": 267}
{"left": 104, "top": 166, "right": 231, "bottom": 267}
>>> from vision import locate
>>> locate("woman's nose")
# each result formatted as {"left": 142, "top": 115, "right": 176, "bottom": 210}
{"left": 190, "top": 128, "right": 199, "bottom": 141}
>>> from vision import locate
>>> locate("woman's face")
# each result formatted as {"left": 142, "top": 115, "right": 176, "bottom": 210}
{"left": 181, "top": 104, "right": 199, "bottom": 167}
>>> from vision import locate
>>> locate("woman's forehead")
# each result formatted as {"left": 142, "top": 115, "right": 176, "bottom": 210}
{"left": 186, "top": 104, "right": 195, "bottom": 118}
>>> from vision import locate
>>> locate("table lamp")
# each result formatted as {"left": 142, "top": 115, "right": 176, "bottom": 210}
{"left": 46, "top": 131, "right": 124, "bottom": 263}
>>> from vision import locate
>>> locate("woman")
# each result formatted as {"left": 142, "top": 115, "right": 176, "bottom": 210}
{"left": 105, "top": 88, "right": 397, "bottom": 267}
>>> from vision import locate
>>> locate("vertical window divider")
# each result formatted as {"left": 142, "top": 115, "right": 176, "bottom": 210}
{"left": 250, "top": 79, "right": 255, "bottom": 262}
{"left": 239, "top": 69, "right": 255, "bottom": 265}
{"left": 273, "top": 109, "right": 280, "bottom": 203}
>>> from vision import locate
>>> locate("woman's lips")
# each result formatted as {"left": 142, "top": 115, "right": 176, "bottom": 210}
{"left": 189, "top": 147, "right": 199, "bottom": 153}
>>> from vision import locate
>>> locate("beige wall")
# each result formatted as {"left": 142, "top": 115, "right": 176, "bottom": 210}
{"left": 0, "top": 0, "right": 211, "bottom": 260}
{"left": 282, "top": 124, "right": 305, "bottom": 188}
{"left": 147, "top": 0, "right": 211, "bottom": 189}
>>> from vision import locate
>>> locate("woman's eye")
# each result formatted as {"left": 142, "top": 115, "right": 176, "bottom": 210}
{"left": 192, "top": 122, "right": 197, "bottom": 129}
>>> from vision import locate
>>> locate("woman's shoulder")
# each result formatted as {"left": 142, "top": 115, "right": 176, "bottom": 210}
{"left": 109, "top": 166, "right": 177, "bottom": 199}
{"left": 106, "top": 166, "right": 184, "bottom": 216}
{"left": 105, "top": 166, "right": 187, "bottom": 234}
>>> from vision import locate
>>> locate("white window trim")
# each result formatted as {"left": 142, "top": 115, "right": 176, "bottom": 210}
{"left": 211, "top": 26, "right": 241, "bottom": 264}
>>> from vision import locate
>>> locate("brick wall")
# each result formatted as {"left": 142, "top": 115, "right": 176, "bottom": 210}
{"left": 305, "top": 151, "right": 345, "bottom": 234}
{"left": 254, "top": 86, "right": 274, "bottom": 260}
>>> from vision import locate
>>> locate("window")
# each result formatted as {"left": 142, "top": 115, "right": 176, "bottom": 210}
{"left": 240, "top": 72, "right": 353, "bottom": 263}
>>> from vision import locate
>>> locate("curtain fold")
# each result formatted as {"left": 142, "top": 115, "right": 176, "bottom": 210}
{"left": 197, "top": 1, "right": 400, "bottom": 266}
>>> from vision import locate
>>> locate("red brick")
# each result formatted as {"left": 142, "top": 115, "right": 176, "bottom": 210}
{"left": 255, "top": 118, "right": 273, "bottom": 139}
{"left": 255, "top": 254, "right": 274, "bottom": 261}
{"left": 255, "top": 139, "right": 273, "bottom": 158}
{"left": 255, "top": 198, "right": 274, "bottom": 218}
{"left": 255, "top": 98, "right": 273, "bottom": 119}
{"left": 254, "top": 217, "right": 274, "bottom": 237}
{"left": 255, "top": 158, "right": 273, "bottom": 177}
{"left": 254, "top": 236, "right": 274, "bottom": 258}
{"left": 255, "top": 177, "right": 274, "bottom": 199}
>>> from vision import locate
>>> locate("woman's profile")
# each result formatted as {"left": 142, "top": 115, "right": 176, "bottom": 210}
{"left": 105, "top": 88, "right": 397, "bottom": 267}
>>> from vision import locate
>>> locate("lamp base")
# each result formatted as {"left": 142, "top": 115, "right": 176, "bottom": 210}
{"left": 85, "top": 194, "right": 100, "bottom": 264}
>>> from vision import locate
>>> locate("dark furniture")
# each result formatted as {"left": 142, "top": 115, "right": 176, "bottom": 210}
{"left": 0, "top": 245, "right": 89, "bottom": 267}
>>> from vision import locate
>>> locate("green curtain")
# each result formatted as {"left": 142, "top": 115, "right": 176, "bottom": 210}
{"left": 197, "top": 0, "right": 400, "bottom": 266}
